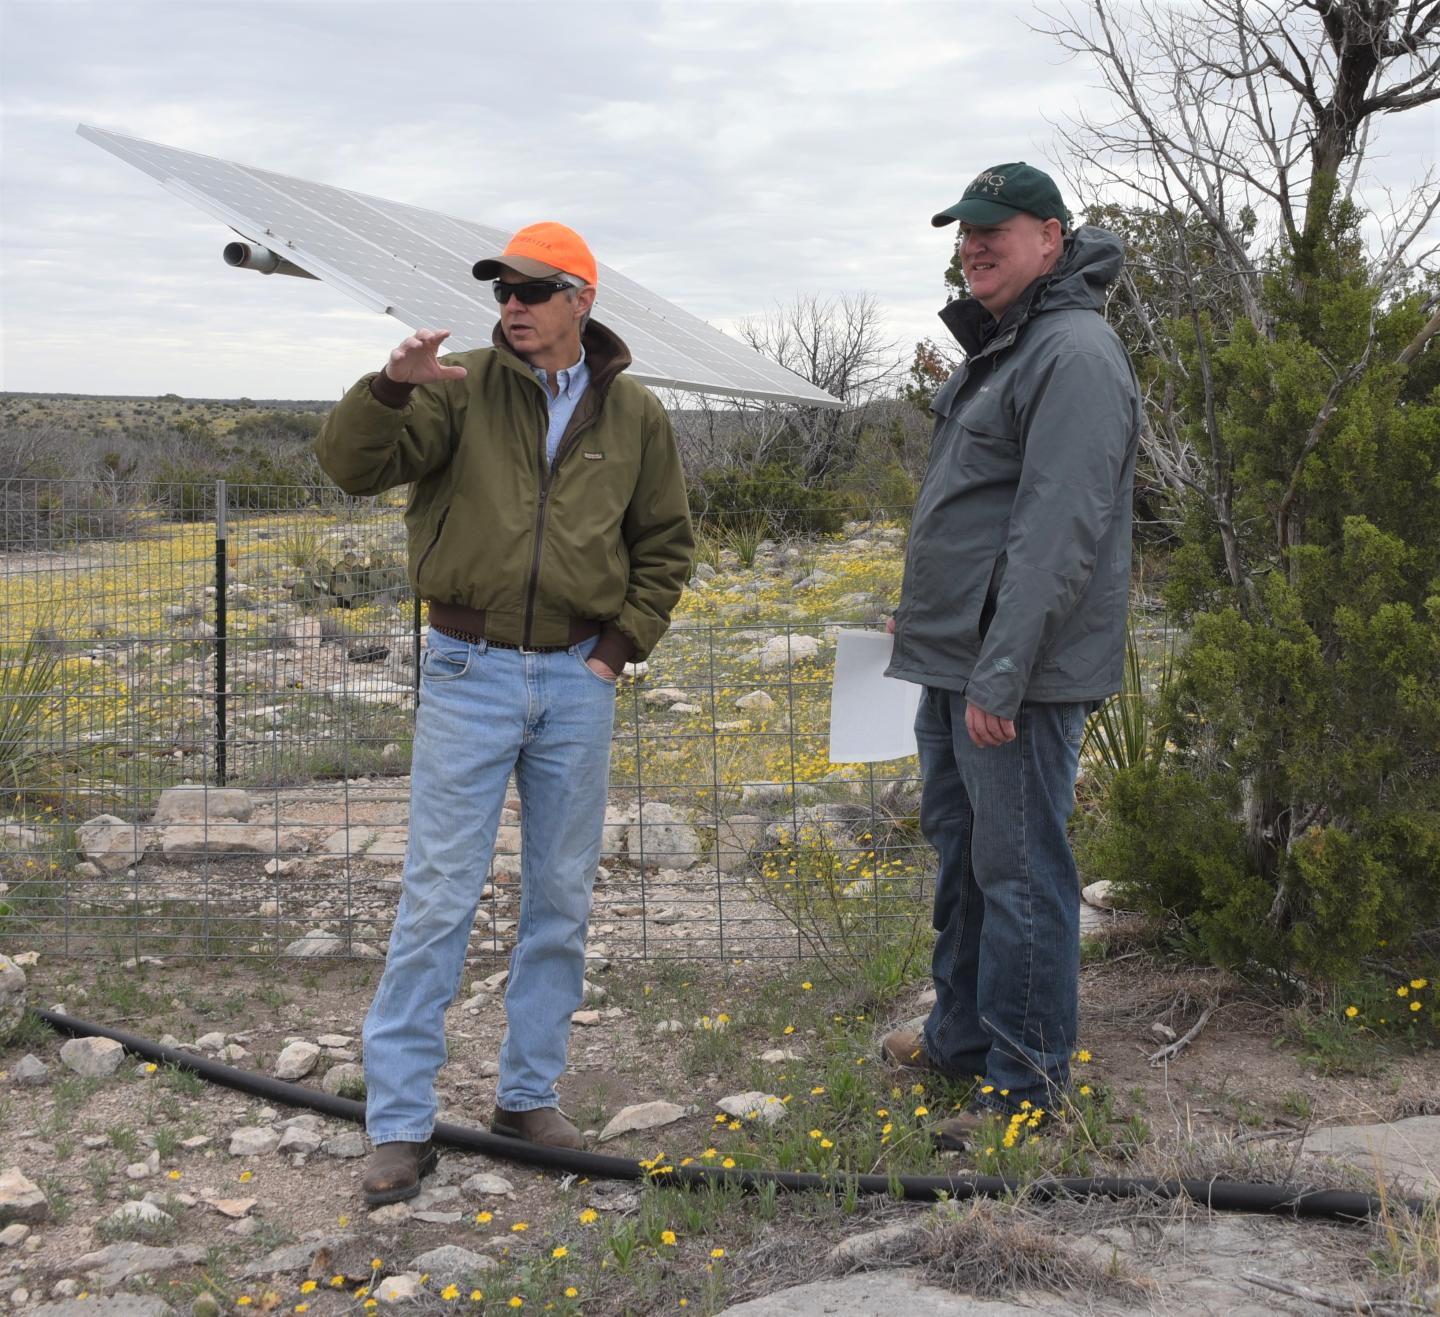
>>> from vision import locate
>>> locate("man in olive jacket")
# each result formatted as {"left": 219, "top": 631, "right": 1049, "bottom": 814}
{"left": 882, "top": 165, "right": 1140, "bottom": 1142}
{"left": 315, "top": 222, "right": 692, "bottom": 1203}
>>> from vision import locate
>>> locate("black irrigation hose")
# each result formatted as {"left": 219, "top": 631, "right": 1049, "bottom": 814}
{"left": 34, "top": 1008, "right": 1431, "bottom": 1222}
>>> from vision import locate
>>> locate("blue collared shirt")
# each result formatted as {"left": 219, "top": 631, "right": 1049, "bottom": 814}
{"left": 530, "top": 347, "right": 590, "bottom": 466}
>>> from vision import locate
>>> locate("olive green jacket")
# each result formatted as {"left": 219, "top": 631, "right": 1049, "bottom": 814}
{"left": 314, "top": 320, "right": 692, "bottom": 662}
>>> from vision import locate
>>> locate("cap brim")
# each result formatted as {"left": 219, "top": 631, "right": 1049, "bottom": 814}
{"left": 931, "top": 198, "right": 1026, "bottom": 228}
{"left": 471, "top": 254, "right": 565, "bottom": 281}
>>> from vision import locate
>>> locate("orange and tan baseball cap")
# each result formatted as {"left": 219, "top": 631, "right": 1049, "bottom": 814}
{"left": 472, "top": 222, "right": 597, "bottom": 286}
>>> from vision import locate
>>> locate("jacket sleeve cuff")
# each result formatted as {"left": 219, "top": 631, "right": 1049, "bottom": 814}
{"left": 591, "top": 626, "right": 636, "bottom": 674}
{"left": 368, "top": 371, "right": 416, "bottom": 409}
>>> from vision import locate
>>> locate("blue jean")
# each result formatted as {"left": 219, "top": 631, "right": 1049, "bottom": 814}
{"left": 914, "top": 688, "right": 1089, "bottom": 1115}
{"left": 362, "top": 628, "right": 616, "bottom": 1143}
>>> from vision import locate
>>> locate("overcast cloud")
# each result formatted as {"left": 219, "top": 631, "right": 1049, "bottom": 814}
{"left": 0, "top": 0, "right": 1433, "bottom": 401}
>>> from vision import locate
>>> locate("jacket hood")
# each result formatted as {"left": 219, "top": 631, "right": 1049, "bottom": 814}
{"left": 938, "top": 224, "right": 1126, "bottom": 355}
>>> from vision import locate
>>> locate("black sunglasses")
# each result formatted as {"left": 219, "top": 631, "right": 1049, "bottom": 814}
{"left": 493, "top": 279, "right": 572, "bottom": 306}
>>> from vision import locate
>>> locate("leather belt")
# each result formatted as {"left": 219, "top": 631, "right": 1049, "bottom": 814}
{"left": 428, "top": 601, "right": 601, "bottom": 654}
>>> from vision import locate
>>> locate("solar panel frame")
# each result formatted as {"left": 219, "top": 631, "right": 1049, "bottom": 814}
{"left": 77, "top": 123, "right": 843, "bottom": 408}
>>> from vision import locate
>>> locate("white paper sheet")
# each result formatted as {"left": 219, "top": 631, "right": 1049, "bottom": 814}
{"left": 828, "top": 630, "right": 922, "bottom": 763}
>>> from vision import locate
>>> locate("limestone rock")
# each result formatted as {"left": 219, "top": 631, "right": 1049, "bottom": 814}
{"left": 228, "top": 1127, "right": 280, "bottom": 1157}
{"left": 283, "top": 930, "right": 343, "bottom": 958}
{"left": 1081, "top": 879, "right": 1118, "bottom": 910}
{"left": 1304, "top": 1115, "right": 1440, "bottom": 1193}
{"left": 601, "top": 802, "right": 640, "bottom": 857}
{"left": 103, "top": 1200, "right": 171, "bottom": 1229}
{"left": 274, "top": 1041, "right": 320, "bottom": 1080}
{"left": 718, "top": 1092, "right": 787, "bottom": 1126}
{"left": 151, "top": 787, "right": 253, "bottom": 824}
{"left": 322, "top": 1132, "right": 367, "bottom": 1158}
{"left": 199, "top": 1193, "right": 256, "bottom": 1219}
{"left": 30, "top": 1296, "right": 179, "bottom": 1317}
{"left": 735, "top": 690, "right": 775, "bottom": 713}
{"left": 460, "top": 1173, "right": 514, "bottom": 1197}
{"left": 70, "top": 1242, "right": 207, "bottom": 1289}
{"left": 625, "top": 802, "right": 700, "bottom": 868}
{"left": 373, "top": 1274, "right": 423, "bottom": 1304}
{"left": 276, "top": 1127, "right": 322, "bottom": 1155}
{"left": 0, "top": 1168, "right": 48, "bottom": 1225}
{"left": 321, "top": 1063, "right": 366, "bottom": 1097}
{"left": 599, "top": 1100, "right": 686, "bottom": 1141}
{"left": 407, "top": 1245, "right": 499, "bottom": 1286}
{"left": 77, "top": 815, "right": 144, "bottom": 874}
{"left": 0, "top": 955, "right": 25, "bottom": 1044}
{"left": 158, "top": 825, "right": 304, "bottom": 859}
{"left": 59, "top": 1036, "right": 126, "bottom": 1078}
{"left": 757, "top": 633, "right": 822, "bottom": 670}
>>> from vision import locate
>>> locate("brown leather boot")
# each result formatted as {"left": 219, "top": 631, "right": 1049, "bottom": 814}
{"left": 490, "top": 1105, "right": 583, "bottom": 1150}
{"left": 361, "top": 1140, "right": 438, "bottom": 1206}
{"left": 880, "top": 1028, "right": 944, "bottom": 1074}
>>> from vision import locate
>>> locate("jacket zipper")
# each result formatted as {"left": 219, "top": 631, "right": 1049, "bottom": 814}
{"left": 416, "top": 508, "right": 449, "bottom": 589}
{"left": 521, "top": 394, "right": 602, "bottom": 648}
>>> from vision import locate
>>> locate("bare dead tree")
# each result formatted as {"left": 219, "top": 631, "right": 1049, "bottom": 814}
{"left": 733, "top": 292, "right": 905, "bottom": 482}
{"left": 1045, "top": 0, "right": 1440, "bottom": 599}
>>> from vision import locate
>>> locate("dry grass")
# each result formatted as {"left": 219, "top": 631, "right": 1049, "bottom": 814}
{"left": 916, "top": 1198, "right": 1154, "bottom": 1304}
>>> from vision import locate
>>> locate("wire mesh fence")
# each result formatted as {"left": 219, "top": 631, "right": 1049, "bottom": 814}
{"left": 0, "top": 478, "right": 928, "bottom": 964}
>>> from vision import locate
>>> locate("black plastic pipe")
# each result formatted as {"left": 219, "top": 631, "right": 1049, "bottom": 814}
{"left": 34, "top": 1008, "right": 1430, "bottom": 1221}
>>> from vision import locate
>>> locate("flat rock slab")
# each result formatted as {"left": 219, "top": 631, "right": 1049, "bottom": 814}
{"left": 32, "top": 1298, "right": 176, "bottom": 1317}
{"left": 1303, "top": 1115, "right": 1440, "bottom": 1192}
{"left": 714, "top": 1272, "right": 1036, "bottom": 1316}
{"left": 71, "top": 1241, "right": 208, "bottom": 1288}
{"left": 158, "top": 825, "right": 305, "bottom": 858}
{"left": 599, "top": 1100, "right": 687, "bottom": 1141}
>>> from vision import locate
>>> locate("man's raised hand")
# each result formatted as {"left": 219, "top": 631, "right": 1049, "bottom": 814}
{"left": 383, "top": 329, "right": 468, "bottom": 385}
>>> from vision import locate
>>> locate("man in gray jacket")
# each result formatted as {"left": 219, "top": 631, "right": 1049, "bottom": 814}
{"left": 882, "top": 163, "right": 1140, "bottom": 1142}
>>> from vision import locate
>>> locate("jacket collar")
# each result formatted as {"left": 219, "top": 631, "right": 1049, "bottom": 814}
{"left": 937, "top": 270, "right": 1053, "bottom": 359}
{"left": 490, "top": 318, "right": 633, "bottom": 396}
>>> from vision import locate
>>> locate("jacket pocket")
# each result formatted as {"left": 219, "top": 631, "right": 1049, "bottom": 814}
{"left": 414, "top": 507, "right": 450, "bottom": 596}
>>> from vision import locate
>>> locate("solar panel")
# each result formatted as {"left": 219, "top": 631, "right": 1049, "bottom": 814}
{"left": 77, "top": 124, "right": 842, "bottom": 408}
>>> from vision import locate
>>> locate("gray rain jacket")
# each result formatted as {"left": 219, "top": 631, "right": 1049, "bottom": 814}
{"left": 887, "top": 226, "right": 1141, "bottom": 718}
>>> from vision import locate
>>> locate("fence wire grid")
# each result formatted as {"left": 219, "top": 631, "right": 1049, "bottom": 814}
{"left": 0, "top": 478, "right": 928, "bottom": 965}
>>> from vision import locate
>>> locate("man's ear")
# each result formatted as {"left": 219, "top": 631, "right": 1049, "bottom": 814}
{"left": 1042, "top": 217, "right": 1064, "bottom": 255}
{"left": 575, "top": 285, "right": 597, "bottom": 318}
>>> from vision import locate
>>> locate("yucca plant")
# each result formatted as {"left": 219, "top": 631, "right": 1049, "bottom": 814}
{"left": 0, "top": 631, "right": 63, "bottom": 795}
{"left": 1080, "top": 620, "right": 1175, "bottom": 800}
{"left": 721, "top": 514, "right": 768, "bottom": 569}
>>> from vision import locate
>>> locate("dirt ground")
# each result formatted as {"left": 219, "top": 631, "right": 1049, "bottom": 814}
{"left": 1, "top": 938, "right": 1437, "bottom": 1316}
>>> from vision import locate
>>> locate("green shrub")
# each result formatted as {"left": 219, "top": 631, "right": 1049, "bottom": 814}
{"left": 688, "top": 462, "right": 850, "bottom": 537}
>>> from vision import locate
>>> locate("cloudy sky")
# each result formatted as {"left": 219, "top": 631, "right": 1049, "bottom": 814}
{"left": 0, "top": 1, "right": 1434, "bottom": 402}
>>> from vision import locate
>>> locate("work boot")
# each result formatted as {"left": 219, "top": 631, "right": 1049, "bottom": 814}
{"left": 929, "top": 1108, "right": 991, "bottom": 1152}
{"left": 880, "top": 1028, "right": 944, "bottom": 1074}
{"left": 491, "top": 1105, "right": 583, "bottom": 1150}
{"left": 361, "top": 1140, "right": 438, "bottom": 1206}
{"left": 931, "top": 1103, "right": 1051, "bottom": 1152}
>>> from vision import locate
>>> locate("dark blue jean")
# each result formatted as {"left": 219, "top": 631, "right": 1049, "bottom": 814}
{"left": 914, "top": 688, "right": 1090, "bottom": 1115}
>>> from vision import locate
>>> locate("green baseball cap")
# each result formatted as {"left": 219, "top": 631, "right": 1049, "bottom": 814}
{"left": 931, "top": 162, "right": 1071, "bottom": 232}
